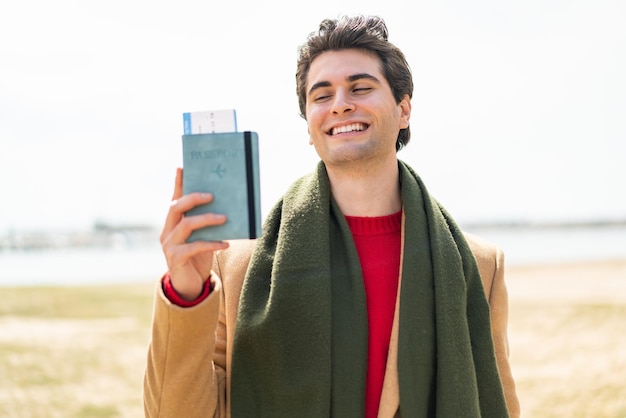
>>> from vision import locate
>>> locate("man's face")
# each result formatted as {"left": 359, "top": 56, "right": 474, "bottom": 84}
{"left": 305, "top": 48, "right": 410, "bottom": 168}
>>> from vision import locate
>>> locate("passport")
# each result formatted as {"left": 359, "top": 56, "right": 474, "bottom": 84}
{"left": 182, "top": 131, "right": 262, "bottom": 242}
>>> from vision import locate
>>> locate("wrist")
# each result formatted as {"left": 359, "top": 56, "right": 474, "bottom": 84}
{"left": 162, "top": 273, "right": 212, "bottom": 307}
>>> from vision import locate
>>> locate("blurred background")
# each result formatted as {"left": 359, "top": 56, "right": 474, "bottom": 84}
{"left": 1, "top": 0, "right": 625, "bottom": 284}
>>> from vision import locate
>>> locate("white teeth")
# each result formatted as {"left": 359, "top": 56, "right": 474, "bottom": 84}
{"left": 331, "top": 123, "right": 366, "bottom": 135}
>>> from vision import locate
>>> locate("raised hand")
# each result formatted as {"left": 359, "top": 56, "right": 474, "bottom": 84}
{"left": 160, "top": 168, "right": 230, "bottom": 300}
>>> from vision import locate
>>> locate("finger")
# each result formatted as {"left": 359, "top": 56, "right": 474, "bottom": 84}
{"left": 172, "top": 167, "right": 183, "bottom": 200}
{"left": 164, "top": 239, "right": 229, "bottom": 271}
{"left": 162, "top": 236, "right": 229, "bottom": 280}
{"left": 164, "top": 211, "right": 227, "bottom": 246}
{"left": 162, "top": 169, "right": 188, "bottom": 240}
{"left": 170, "top": 193, "right": 217, "bottom": 215}
{"left": 162, "top": 171, "right": 214, "bottom": 241}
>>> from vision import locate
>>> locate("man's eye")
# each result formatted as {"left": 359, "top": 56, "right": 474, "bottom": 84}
{"left": 353, "top": 87, "right": 372, "bottom": 94}
{"left": 314, "top": 94, "right": 332, "bottom": 102}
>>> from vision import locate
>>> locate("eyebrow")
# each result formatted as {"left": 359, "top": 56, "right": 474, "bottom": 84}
{"left": 307, "top": 73, "right": 382, "bottom": 97}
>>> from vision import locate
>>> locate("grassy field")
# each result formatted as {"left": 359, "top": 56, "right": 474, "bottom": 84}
{"left": 1, "top": 259, "right": 625, "bottom": 417}
{"left": 0, "top": 283, "right": 155, "bottom": 418}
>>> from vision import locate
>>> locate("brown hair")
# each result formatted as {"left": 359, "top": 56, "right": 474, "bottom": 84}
{"left": 296, "top": 15, "right": 414, "bottom": 151}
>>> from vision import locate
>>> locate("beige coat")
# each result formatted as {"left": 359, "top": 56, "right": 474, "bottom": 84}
{"left": 144, "top": 232, "right": 520, "bottom": 418}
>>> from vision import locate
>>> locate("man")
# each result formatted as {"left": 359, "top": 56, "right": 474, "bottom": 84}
{"left": 144, "top": 14, "right": 520, "bottom": 418}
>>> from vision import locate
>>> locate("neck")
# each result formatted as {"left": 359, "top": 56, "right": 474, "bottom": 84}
{"left": 325, "top": 157, "right": 402, "bottom": 217}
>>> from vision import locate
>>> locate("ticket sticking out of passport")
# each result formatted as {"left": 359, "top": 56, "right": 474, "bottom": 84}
{"left": 182, "top": 109, "right": 238, "bottom": 134}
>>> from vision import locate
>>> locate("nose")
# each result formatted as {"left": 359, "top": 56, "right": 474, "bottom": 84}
{"left": 330, "top": 90, "right": 354, "bottom": 114}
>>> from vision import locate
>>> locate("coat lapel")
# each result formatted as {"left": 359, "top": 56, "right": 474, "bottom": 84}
{"left": 377, "top": 215, "right": 405, "bottom": 418}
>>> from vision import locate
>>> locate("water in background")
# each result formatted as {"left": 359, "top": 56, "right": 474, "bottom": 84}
{"left": 464, "top": 224, "right": 626, "bottom": 266}
{"left": 0, "top": 244, "right": 166, "bottom": 287}
{"left": 1, "top": 225, "right": 625, "bottom": 286}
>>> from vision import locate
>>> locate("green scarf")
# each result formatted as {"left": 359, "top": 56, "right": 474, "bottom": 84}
{"left": 231, "top": 160, "right": 509, "bottom": 417}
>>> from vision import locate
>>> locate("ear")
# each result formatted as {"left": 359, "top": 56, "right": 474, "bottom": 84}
{"left": 398, "top": 95, "right": 411, "bottom": 129}
{"left": 307, "top": 124, "right": 313, "bottom": 145}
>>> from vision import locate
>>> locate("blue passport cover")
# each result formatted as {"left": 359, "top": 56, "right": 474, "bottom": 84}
{"left": 182, "top": 131, "right": 262, "bottom": 242}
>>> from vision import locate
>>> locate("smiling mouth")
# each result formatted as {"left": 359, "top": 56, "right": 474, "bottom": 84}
{"left": 329, "top": 123, "right": 368, "bottom": 136}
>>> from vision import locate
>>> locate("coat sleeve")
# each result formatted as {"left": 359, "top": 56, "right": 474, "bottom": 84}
{"left": 143, "top": 275, "right": 228, "bottom": 418}
{"left": 487, "top": 247, "right": 521, "bottom": 418}
{"left": 465, "top": 232, "right": 521, "bottom": 418}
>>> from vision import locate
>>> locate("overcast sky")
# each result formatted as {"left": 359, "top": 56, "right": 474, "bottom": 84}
{"left": 1, "top": 0, "right": 624, "bottom": 231}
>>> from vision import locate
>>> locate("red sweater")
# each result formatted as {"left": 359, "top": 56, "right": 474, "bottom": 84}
{"left": 163, "top": 210, "right": 402, "bottom": 418}
{"left": 344, "top": 211, "right": 402, "bottom": 418}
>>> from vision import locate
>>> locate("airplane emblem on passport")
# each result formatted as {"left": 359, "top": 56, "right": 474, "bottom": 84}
{"left": 211, "top": 164, "right": 226, "bottom": 178}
